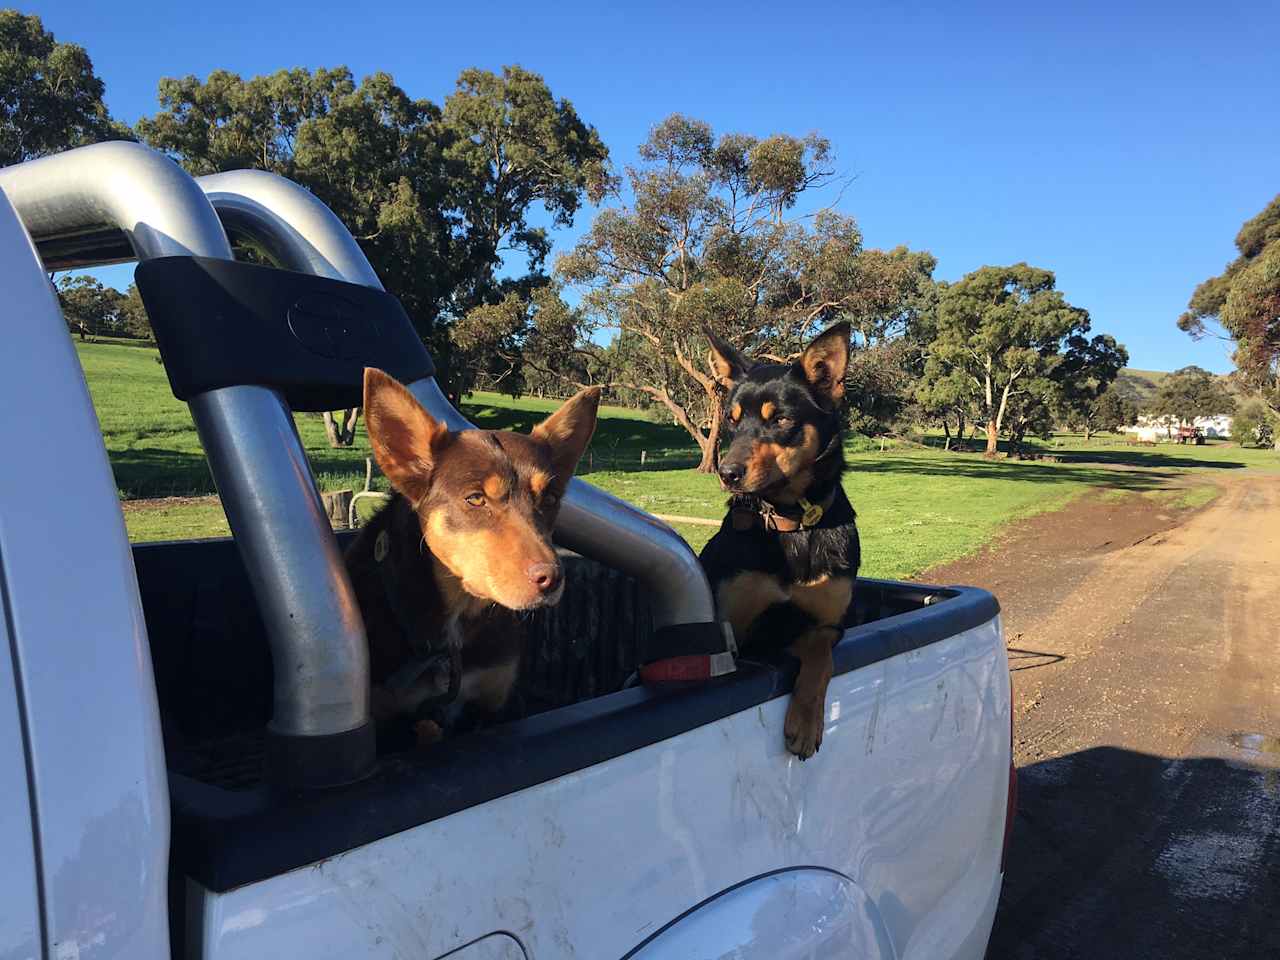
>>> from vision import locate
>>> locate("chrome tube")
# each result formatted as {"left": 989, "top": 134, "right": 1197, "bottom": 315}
{"left": 198, "top": 169, "right": 383, "bottom": 288}
{"left": 0, "top": 141, "right": 233, "bottom": 261}
{"left": 197, "top": 172, "right": 716, "bottom": 629}
{"left": 189, "top": 386, "right": 371, "bottom": 738}
{"left": 1, "top": 144, "right": 373, "bottom": 776}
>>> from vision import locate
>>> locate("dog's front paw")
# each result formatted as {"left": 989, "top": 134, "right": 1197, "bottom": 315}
{"left": 784, "top": 697, "right": 823, "bottom": 760}
{"left": 413, "top": 717, "right": 444, "bottom": 748}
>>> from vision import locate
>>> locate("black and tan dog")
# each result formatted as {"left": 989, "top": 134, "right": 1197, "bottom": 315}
{"left": 699, "top": 322, "right": 860, "bottom": 759}
{"left": 346, "top": 368, "right": 600, "bottom": 746}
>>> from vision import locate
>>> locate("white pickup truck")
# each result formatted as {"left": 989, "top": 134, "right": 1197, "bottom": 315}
{"left": 0, "top": 143, "right": 1013, "bottom": 960}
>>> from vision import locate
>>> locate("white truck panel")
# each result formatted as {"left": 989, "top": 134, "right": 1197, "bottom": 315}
{"left": 440, "top": 934, "right": 527, "bottom": 959}
{"left": 197, "top": 618, "right": 1007, "bottom": 960}
{"left": 0, "top": 607, "right": 41, "bottom": 960}
{"left": 0, "top": 191, "right": 170, "bottom": 960}
{"left": 627, "top": 869, "right": 895, "bottom": 959}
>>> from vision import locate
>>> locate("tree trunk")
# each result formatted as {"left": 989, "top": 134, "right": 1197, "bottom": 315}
{"left": 321, "top": 489, "right": 354, "bottom": 529}
{"left": 982, "top": 361, "right": 994, "bottom": 451}
{"left": 323, "top": 408, "right": 361, "bottom": 448}
{"left": 696, "top": 439, "right": 717, "bottom": 473}
{"left": 1007, "top": 415, "right": 1032, "bottom": 459}
{"left": 988, "top": 376, "right": 1017, "bottom": 457}
{"left": 1084, "top": 423, "right": 1093, "bottom": 443}
{"left": 340, "top": 407, "right": 360, "bottom": 444}
{"left": 696, "top": 399, "right": 724, "bottom": 474}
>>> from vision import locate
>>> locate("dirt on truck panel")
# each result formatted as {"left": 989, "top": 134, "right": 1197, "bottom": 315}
{"left": 928, "top": 475, "right": 1280, "bottom": 959}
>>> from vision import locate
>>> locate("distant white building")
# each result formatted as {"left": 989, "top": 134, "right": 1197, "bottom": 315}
{"left": 1194, "top": 414, "right": 1233, "bottom": 438}
{"left": 1122, "top": 413, "right": 1233, "bottom": 442}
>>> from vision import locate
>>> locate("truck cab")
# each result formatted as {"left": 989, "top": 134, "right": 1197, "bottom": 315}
{"left": 0, "top": 143, "right": 1013, "bottom": 960}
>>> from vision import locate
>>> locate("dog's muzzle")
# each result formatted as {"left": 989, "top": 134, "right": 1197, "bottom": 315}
{"left": 718, "top": 460, "right": 747, "bottom": 490}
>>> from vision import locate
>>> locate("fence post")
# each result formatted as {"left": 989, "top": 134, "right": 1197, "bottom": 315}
{"left": 641, "top": 450, "right": 647, "bottom": 468}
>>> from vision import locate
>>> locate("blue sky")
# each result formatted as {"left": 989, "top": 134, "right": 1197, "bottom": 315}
{"left": 27, "top": 0, "right": 1279, "bottom": 373}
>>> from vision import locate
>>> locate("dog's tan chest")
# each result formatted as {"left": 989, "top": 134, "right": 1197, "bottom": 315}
{"left": 716, "top": 570, "right": 853, "bottom": 640}
{"left": 788, "top": 575, "right": 853, "bottom": 627}
{"left": 716, "top": 571, "right": 789, "bottom": 639}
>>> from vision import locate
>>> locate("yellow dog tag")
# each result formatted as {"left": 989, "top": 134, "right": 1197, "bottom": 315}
{"left": 799, "top": 498, "right": 823, "bottom": 527}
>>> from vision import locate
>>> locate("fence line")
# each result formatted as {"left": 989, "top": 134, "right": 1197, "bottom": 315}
{"left": 578, "top": 448, "right": 703, "bottom": 474}
{"left": 466, "top": 374, "right": 591, "bottom": 404}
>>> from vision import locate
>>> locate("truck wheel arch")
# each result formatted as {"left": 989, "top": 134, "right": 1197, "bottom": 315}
{"left": 624, "top": 867, "right": 897, "bottom": 960}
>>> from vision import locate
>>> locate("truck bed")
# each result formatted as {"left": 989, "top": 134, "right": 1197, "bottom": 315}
{"left": 133, "top": 534, "right": 999, "bottom": 894}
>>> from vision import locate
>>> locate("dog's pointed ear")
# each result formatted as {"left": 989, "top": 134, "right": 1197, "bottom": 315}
{"left": 798, "top": 322, "right": 851, "bottom": 406}
{"left": 363, "top": 367, "right": 449, "bottom": 504}
{"left": 532, "top": 386, "right": 602, "bottom": 496}
{"left": 706, "top": 328, "right": 751, "bottom": 388}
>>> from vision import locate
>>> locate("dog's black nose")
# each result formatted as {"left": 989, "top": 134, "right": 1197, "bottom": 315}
{"left": 528, "top": 562, "right": 563, "bottom": 594}
{"left": 719, "top": 461, "right": 746, "bottom": 487}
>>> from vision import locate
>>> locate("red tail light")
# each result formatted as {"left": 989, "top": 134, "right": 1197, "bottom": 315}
{"left": 1000, "top": 710, "right": 1017, "bottom": 873}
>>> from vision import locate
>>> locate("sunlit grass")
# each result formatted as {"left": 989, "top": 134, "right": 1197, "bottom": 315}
{"left": 80, "top": 341, "right": 1275, "bottom": 576}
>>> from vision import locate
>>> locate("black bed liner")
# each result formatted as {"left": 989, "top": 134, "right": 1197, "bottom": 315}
{"left": 132, "top": 537, "right": 998, "bottom": 893}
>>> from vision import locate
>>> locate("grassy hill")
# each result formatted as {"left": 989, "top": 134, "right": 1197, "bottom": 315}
{"left": 1116, "top": 366, "right": 1247, "bottom": 410}
{"left": 1115, "top": 368, "right": 1168, "bottom": 408}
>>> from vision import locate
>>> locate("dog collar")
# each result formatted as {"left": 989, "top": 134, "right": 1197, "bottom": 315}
{"left": 799, "top": 497, "right": 826, "bottom": 526}
{"left": 730, "top": 488, "right": 838, "bottom": 533}
{"left": 725, "top": 431, "right": 845, "bottom": 532}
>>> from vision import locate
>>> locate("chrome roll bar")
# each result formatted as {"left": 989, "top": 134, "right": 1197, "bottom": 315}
{"left": 195, "top": 170, "right": 717, "bottom": 630}
{"left": 0, "top": 143, "right": 373, "bottom": 787}
{"left": 0, "top": 139, "right": 719, "bottom": 791}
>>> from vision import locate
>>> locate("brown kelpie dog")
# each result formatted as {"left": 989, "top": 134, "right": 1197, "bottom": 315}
{"left": 346, "top": 368, "right": 600, "bottom": 746}
{"left": 698, "top": 323, "right": 859, "bottom": 759}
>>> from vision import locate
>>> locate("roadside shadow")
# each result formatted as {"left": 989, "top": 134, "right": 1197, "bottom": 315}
{"left": 849, "top": 456, "right": 1173, "bottom": 492}
{"left": 461, "top": 397, "right": 692, "bottom": 455}
{"left": 108, "top": 448, "right": 217, "bottom": 499}
{"left": 106, "top": 436, "right": 701, "bottom": 499}
{"left": 911, "top": 435, "right": 1249, "bottom": 473}
{"left": 108, "top": 446, "right": 380, "bottom": 499}
{"left": 1051, "top": 449, "right": 1247, "bottom": 471}
{"left": 1007, "top": 647, "right": 1066, "bottom": 672}
{"left": 989, "top": 746, "right": 1280, "bottom": 958}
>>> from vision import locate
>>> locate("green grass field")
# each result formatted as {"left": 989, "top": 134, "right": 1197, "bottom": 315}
{"left": 76, "top": 340, "right": 709, "bottom": 498}
{"left": 120, "top": 498, "right": 234, "bottom": 542}
{"left": 75, "top": 341, "right": 1278, "bottom": 581}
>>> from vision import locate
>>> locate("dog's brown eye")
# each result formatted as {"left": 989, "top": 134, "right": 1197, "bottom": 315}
{"left": 465, "top": 492, "right": 486, "bottom": 507}
{"left": 542, "top": 493, "right": 559, "bottom": 509}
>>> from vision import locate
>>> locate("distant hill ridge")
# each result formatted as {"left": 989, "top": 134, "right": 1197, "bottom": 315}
{"left": 1115, "top": 368, "right": 1167, "bottom": 407}
{"left": 1115, "top": 367, "right": 1241, "bottom": 411}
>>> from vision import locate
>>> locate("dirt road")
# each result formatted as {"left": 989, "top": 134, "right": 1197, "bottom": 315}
{"left": 926, "top": 473, "right": 1280, "bottom": 958}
